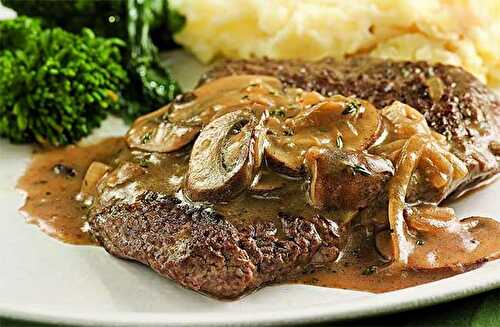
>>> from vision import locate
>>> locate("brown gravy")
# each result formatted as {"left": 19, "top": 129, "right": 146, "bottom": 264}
{"left": 17, "top": 138, "right": 124, "bottom": 245}
{"left": 291, "top": 227, "right": 458, "bottom": 293}
{"left": 17, "top": 137, "right": 485, "bottom": 293}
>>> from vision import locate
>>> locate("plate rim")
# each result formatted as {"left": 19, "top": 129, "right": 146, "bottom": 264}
{"left": 1, "top": 269, "right": 499, "bottom": 326}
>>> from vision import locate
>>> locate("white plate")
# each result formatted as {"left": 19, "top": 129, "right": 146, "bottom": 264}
{"left": 0, "top": 50, "right": 499, "bottom": 327}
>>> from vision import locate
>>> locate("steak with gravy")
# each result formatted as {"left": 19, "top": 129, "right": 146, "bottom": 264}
{"left": 87, "top": 57, "right": 500, "bottom": 299}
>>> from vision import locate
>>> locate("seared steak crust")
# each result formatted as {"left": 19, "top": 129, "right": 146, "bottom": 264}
{"left": 89, "top": 192, "right": 342, "bottom": 299}
{"left": 203, "top": 57, "right": 500, "bottom": 195}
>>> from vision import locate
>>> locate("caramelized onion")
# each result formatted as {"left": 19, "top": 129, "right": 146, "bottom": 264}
{"left": 425, "top": 76, "right": 445, "bottom": 102}
{"left": 381, "top": 101, "right": 431, "bottom": 139}
{"left": 490, "top": 141, "right": 500, "bottom": 156}
{"left": 373, "top": 102, "right": 468, "bottom": 198}
{"left": 376, "top": 205, "right": 500, "bottom": 270}
{"left": 387, "top": 135, "right": 426, "bottom": 267}
{"left": 382, "top": 132, "right": 494, "bottom": 270}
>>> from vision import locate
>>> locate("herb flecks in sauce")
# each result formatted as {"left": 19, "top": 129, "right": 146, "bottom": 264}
{"left": 17, "top": 138, "right": 125, "bottom": 245}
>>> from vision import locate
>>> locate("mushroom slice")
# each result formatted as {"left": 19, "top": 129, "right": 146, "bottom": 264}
{"left": 78, "top": 162, "right": 111, "bottom": 205}
{"left": 305, "top": 147, "right": 394, "bottom": 210}
{"left": 103, "top": 162, "right": 147, "bottom": 189}
{"left": 291, "top": 96, "right": 383, "bottom": 150}
{"left": 126, "top": 105, "right": 201, "bottom": 153}
{"left": 264, "top": 135, "right": 305, "bottom": 176}
{"left": 184, "top": 110, "right": 260, "bottom": 202}
{"left": 264, "top": 96, "right": 383, "bottom": 177}
{"left": 126, "top": 75, "right": 283, "bottom": 153}
{"left": 195, "top": 74, "right": 282, "bottom": 99}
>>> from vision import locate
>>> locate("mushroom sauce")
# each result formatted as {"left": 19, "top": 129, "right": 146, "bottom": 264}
{"left": 18, "top": 75, "right": 500, "bottom": 294}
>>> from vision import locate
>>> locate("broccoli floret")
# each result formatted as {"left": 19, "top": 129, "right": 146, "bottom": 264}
{"left": 4, "top": 0, "right": 184, "bottom": 121}
{"left": 0, "top": 17, "right": 129, "bottom": 146}
{"left": 0, "top": 13, "right": 42, "bottom": 49}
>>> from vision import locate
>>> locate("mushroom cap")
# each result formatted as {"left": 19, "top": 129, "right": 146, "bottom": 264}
{"left": 184, "top": 110, "right": 261, "bottom": 202}
{"left": 126, "top": 75, "right": 283, "bottom": 153}
{"left": 264, "top": 96, "right": 384, "bottom": 177}
{"left": 126, "top": 104, "right": 201, "bottom": 153}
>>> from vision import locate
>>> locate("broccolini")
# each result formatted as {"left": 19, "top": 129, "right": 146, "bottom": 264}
{"left": 0, "top": 17, "right": 129, "bottom": 145}
{"left": 4, "top": 0, "right": 184, "bottom": 120}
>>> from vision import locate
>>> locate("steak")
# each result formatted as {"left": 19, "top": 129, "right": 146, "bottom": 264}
{"left": 89, "top": 192, "right": 342, "bottom": 299}
{"left": 88, "top": 57, "right": 500, "bottom": 299}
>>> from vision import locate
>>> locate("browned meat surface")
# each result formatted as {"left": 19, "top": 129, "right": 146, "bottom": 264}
{"left": 89, "top": 192, "right": 343, "bottom": 299}
{"left": 203, "top": 57, "right": 500, "bottom": 197}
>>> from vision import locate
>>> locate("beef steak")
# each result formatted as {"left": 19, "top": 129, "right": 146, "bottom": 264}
{"left": 89, "top": 57, "right": 500, "bottom": 299}
{"left": 89, "top": 192, "right": 342, "bottom": 299}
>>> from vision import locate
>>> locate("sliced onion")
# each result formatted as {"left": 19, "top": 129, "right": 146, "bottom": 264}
{"left": 387, "top": 135, "right": 426, "bottom": 267}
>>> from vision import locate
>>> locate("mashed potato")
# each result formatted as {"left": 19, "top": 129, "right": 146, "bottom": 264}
{"left": 171, "top": 0, "right": 500, "bottom": 88}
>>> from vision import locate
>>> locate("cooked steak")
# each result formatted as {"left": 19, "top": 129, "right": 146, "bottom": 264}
{"left": 89, "top": 192, "right": 343, "bottom": 299}
{"left": 203, "top": 57, "right": 500, "bottom": 197}
{"left": 88, "top": 57, "right": 500, "bottom": 299}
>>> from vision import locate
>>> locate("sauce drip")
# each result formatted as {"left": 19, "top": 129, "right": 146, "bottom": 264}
{"left": 17, "top": 138, "right": 124, "bottom": 245}
{"left": 291, "top": 227, "right": 458, "bottom": 293}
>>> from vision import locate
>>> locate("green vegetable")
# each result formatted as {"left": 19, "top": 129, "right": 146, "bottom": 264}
{"left": 124, "top": 0, "right": 181, "bottom": 120}
{"left": 0, "top": 17, "right": 128, "bottom": 145}
{"left": 4, "top": 0, "right": 184, "bottom": 121}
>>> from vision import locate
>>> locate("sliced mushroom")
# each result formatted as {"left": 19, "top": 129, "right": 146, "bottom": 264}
{"left": 249, "top": 169, "right": 286, "bottom": 195}
{"left": 78, "top": 162, "right": 111, "bottom": 206}
{"left": 304, "top": 147, "right": 394, "bottom": 210}
{"left": 103, "top": 162, "right": 147, "bottom": 188}
{"left": 265, "top": 135, "right": 306, "bottom": 176}
{"left": 264, "top": 96, "right": 384, "bottom": 177}
{"left": 126, "top": 104, "right": 201, "bottom": 153}
{"left": 291, "top": 97, "right": 383, "bottom": 150}
{"left": 126, "top": 75, "right": 283, "bottom": 153}
{"left": 194, "top": 75, "right": 282, "bottom": 99}
{"left": 184, "top": 110, "right": 260, "bottom": 202}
